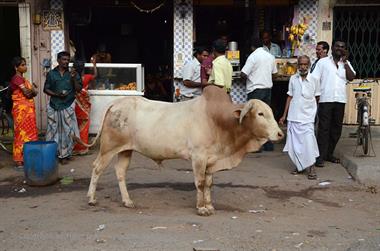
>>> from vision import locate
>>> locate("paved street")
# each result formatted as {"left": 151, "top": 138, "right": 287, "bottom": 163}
{"left": 0, "top": 142, "right": 379, "bottom": 251}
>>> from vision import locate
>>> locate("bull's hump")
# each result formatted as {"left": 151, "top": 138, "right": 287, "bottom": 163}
{"left": 202, "top": 85, "right": 231, "bottom": 103}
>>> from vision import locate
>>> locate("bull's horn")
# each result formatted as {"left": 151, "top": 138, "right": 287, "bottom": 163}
{"left": 239, "top": 101, "right": 254, "bottom": 124}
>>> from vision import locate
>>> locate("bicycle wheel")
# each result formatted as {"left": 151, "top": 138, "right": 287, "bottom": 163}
{"left": 362, "top": 126, "right": 369, "bottom": 155}
{"left": 357, "top": 128, "right": 363, "bottom": 145}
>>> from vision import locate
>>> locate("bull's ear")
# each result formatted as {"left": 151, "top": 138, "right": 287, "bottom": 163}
{"left": 233, "top": 109, "right": 242, "bottom": 120}
{"left": 239, "top": 102, "right": 254, "bottom": 124}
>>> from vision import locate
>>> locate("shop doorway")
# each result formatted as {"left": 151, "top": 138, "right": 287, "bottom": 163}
{"left": 66, "top": 1, "right": 174, "bottom": 101}
{"left": 0, "top": 5, "right": 20, "bottom": 117}
{"left": 0, "top": 6, "right": 20, "bottom": 86}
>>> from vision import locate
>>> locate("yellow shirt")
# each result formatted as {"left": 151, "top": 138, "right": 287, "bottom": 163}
{"left": 208, "top": 55, "right": 233, "bottom": 92}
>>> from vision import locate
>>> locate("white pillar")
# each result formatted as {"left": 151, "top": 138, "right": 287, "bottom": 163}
{"left": 173, "top": 0, "right": 193, "bottom": 100}
{"left": 173, "top": 0, "right": 193, "bottom": 79}
{"left": 50, "top": 0, "right": 65, "bottom": 68}
{"left": 316, "top": 0, "right": 334, "bottom": 46}
{"left": 18, "top": 3, "right": 32, "bottom": 82}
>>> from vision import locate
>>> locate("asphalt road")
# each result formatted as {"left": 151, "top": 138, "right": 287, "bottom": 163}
{"left": 0, "top": 144, "right": 379, "bottom": 251}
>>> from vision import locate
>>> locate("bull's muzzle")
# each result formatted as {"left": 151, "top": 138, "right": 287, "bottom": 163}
{"left": 270, "top": 129, "right": 284, "bottom": 142}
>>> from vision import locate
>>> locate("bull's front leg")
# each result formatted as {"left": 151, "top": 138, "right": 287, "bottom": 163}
{"left": 192, "top": 158, "right": 213, "bottom": 216}
{"left": 204, "top": 173, "right": 215, "bottom": 214}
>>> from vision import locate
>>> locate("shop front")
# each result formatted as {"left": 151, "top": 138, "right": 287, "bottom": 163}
{"left": 3, "top": 0, "right": 378, "bottom": 132}
{"left": 65, "top": 0, "right": 173, "bottom": 132}
{"left": 187, "top": 0, "right": 312, "bottom": 119}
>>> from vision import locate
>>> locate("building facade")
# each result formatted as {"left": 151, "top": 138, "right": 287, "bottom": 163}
{"left": 1, "top": 0, "right": 379, "bottom": 129}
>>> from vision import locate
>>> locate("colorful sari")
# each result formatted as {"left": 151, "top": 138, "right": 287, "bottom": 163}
{"left": 11, "top": 75, "right": 38, "bottom": 163}
{"left": 73, "top": 74, "right": 93, "bottom": 154}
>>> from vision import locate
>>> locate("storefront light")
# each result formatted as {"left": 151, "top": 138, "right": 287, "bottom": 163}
{"left": 33, "top": 13, "right": 41, "bottom": 25}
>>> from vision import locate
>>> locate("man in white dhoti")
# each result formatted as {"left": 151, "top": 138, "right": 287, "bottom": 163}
{"left": 279, "top": 55, "right": 320, "bottom": 179}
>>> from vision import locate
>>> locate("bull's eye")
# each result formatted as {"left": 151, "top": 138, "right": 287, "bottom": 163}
{"left": 258, "top": 112, "right": 264, "bottom": 116}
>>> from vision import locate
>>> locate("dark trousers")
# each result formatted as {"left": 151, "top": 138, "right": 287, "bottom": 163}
{"left": 247, "top": 88, "right": 271, "bottom": 106}
{"left": 317, "top": 102, "right": 345, "bottom": 160}
{"left": 247, "top": 88, "right": 273, "bottom": 150}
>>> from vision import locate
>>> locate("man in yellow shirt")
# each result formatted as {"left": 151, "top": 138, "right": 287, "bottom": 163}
{"left": 207, "top": 39, "right": 233, "bottom": 93}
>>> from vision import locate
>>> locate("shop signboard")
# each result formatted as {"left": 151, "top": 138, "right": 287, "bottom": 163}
{"left": 42, "top": 10, "right": 63, "bottom": 30}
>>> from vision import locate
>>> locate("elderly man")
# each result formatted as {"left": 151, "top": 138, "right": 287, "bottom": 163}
{"left": 310, "top": 41, "right": 329, "bottom": 73}
{"left": 241, "top": 38, "right": 277, "bottom": 151}
{"left": 280, "top": 55, "right": 320, "bottom": 179}
{"left": 180, "top": 46, "right": 209, "bottom": 101}
{"left": 44, "top": 51, "right": 82, "bottom": 164}
{"left": 261, "top": 31, "right": 281, "bottom": 58}
{"left": 311, "top": 39, "right": 356, "bottom": 167}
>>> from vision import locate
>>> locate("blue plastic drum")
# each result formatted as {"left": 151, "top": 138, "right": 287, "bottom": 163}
{"left": 23, "top": 141, "right": 58, "bottom": 186}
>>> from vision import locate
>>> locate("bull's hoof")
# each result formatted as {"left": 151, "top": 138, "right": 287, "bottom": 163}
{"left": 197, "top": 207, "right": 215, "bottom": 216}
{"left": 88, "top": 199, "right": 97, "bottom": 206}
{"left": 205, "top": 205, "right": 215, "bottom": 215}
{"left": 123, "top": 200, "right": 135, "bottom": 208}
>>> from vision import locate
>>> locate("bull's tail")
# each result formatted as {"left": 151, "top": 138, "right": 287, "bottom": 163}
{"left": 73, "top": 104, "right": 114, "bottom": 148}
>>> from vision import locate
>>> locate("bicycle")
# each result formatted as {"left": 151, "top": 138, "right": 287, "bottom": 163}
{"left": 0, "top": 85, "right": 13, "bottom": 154}
{"left": 351, "top": 79, "right": 379, "bottom": 156}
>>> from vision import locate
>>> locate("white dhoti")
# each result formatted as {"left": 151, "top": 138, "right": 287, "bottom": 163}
{"left": 283, "top": 121, "right": 319, "bottom": 172}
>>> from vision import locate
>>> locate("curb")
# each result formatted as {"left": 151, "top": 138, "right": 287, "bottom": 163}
{"left": 335, "top": 149, "right": 360, "bottom": 182}
{"left": 336, "top": 145, "right": 380, "bottom": 185}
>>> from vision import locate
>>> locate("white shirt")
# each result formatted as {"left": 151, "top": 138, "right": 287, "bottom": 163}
{"left": 287, "top": 73, "right": 321, "bottom": 124}
{"left": 311, "top": 56, "right": 356, "bottom": 103}
{"left": 241, "top": 47, "right": 278, "bottom": 93}
{"left": 181, "top": 58, "right": 202, "bottom": 97}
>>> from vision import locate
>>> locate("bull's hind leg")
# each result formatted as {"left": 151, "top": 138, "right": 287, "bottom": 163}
{"left": 114, "top": 150, "right": 135, "bottom": 208}
{"left": 204, "top": 173, "right": 215, "bottom": 213}
{"left": 88, "top": 152, "right": 114, "bottom": 206}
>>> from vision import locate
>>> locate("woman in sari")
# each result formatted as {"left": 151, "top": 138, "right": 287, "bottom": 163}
{"left": 10, "top": 57, "right": 38, "bottom": 170}
{"left": 73, "top": 59, "right": 97, "bottom": 155}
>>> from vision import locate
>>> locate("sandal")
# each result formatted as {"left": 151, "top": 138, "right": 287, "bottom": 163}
{"left": 307, "top": 166, "right": 317, "bottom": 180}
{"left": 291, "top": 169, "right": 304, "bottom": 175}
{"left": 327, "top": 156, "right": 340, "bottom": 164}
{"left": 315, "top": 160, "right": 325, "bottom": 168}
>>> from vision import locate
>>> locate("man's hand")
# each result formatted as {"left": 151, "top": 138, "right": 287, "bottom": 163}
{"left": 90, "top": 57, "right": 96, "bottom": 65}
{"left": 57, "top": 91, "right": 68, "bottom": 99}
{"left": 279, "top": 116, "right": 286, "bottom": 126}
{"left": 206, "top": 67, "right": 212, "bottom": 75}
{"left": 70, "top": 69, "right": 78, "bottom": 78}
{"left": 341, "top": 49, "right": 349, "bottom": 63}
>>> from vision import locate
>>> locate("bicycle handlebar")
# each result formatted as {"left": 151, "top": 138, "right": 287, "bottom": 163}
{"left": 348, "top": 79, "right": 379, "bottom": 85}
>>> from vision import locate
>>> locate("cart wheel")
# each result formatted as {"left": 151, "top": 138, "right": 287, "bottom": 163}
{"left": 362, "top": 126, "right": 369, "bottom": 155}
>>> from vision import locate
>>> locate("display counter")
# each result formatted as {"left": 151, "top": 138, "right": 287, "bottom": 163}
{"left": 81, "top": 63, "right": 144, "bottom": 133}
{"left": 273, "top": 57, "right": 297, "bottom": 82}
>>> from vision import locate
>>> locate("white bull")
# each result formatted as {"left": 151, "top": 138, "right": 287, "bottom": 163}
{"left": 82, "top": 85, "right": 284, "bottom": 216}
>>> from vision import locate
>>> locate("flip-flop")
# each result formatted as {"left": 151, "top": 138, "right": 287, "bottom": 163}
{"left": 307, "top": 166, "right": 317, "bottom": 180}
{"left": 291, "top": 169, "right": 305, "bottom": 175}
{"left": 315, "top": 160, "right": 325, "bottom": 167}
{"left": 327, "top": 156, "right": 340, "bottom": 164}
